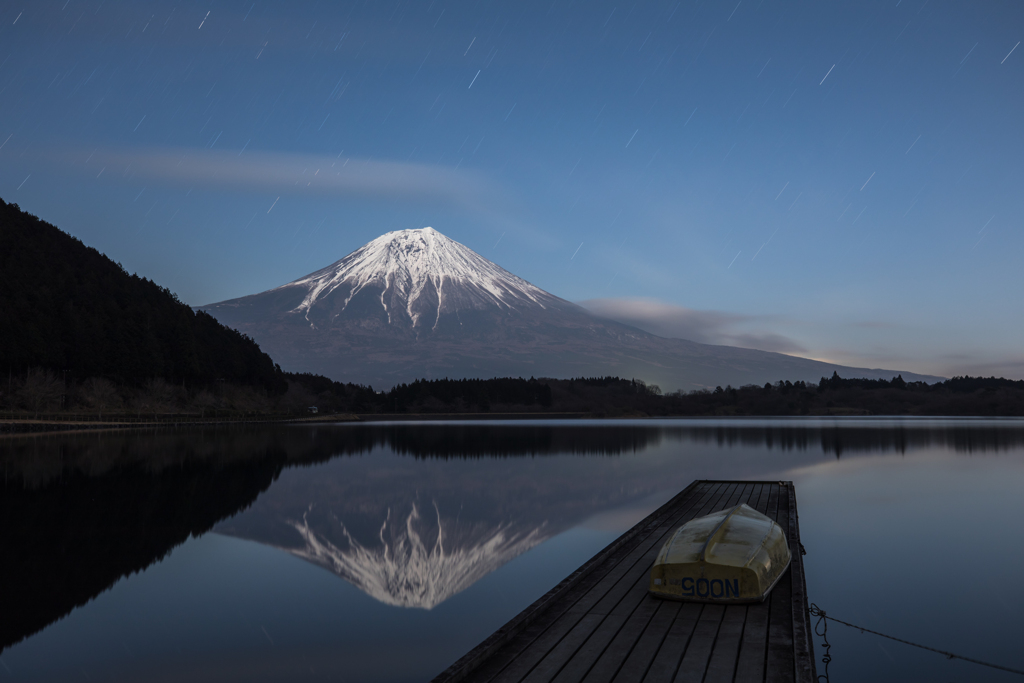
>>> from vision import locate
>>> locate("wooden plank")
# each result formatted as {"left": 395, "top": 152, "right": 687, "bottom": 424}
{"left": 664, "top": 480, "right": 754, "bottom": 679}
{"left": 732, "top": 483, "right": 781, "bottom": 682}
{"left": 565, "top": 483, "right": 718, "bottom": 617}
{"left": 738, "top": 482, "right": 761, "bottom": 515}
{"left": 749, "top": 481, "right": 773, "bottom": 515}
{"left": 581, "top": 483, "right": 729, "bottom": 616}
{"left": 641, "top": 603, "right": 704, "bottom": 683}
{"left": 765, "top": 487, "right": 796, "bottom": 683}
{"left": 765, "top": 481, "right": 782, "bottom": 523}
{"left": 787, "top": 483, "right": 816, "bottom": 683}
{"left": 679, "top": 481, "right": 761, "bottom": 683}
{"left": 672, "top": 603, "right": 725, "bottom": 682}
{"left": 542, "top": 575, "right": 722, "bottom": 683}
{"left": 456, "top": 582, "right": 588, "bottom": 683}
{"left": 721, "top": 481, "right": 754, "bottom": 510}
{"left": 460, "top": 483, "right": 717, "bottom": 683}
{"left": 701, "top": 605, "right": 748, "bottom": 683}
{"left": 487, "top": 611, "right": 601, "bottom": 683}
{"left": 733, "top": 597, "right": 770, "bottom": 682}
{"left": 511, "top": 483, "right": 739, "bottom": 683}
{"left": 603, "top": 481, "right": 759, "bottom": 683}
{"left": 435, "top": 481, "right": 815, "bottom": 683}
{"left": 518, "top": 614, "right": 607, "bottom": 683}
{"left": 727, "top": 481, "right": 773, "bottom": 683}
{"left": 638, "top": 483, "right": 752, "bottom": 683}
{"left": 472, "top": 484, "right": 725, "bottom": 683}
{"left": 581, "top": 594, "right": 673, "bottom": 683}
{"left": 548, "top": 613, "right": 629, "bottom": 683}
{"left": 606, "top": 601, "right": 681, "bottom": 683}
{"left": 674, "top": 483, "right": 764, "bottom": 683}
{"left": 595, "top": 482, "right": 744, "bottom": 617}
{"left": 569, "top": 483, "right": 749, "bottom": 679}
{"left": 764, "top": 575, "right": 795, "bottom": 683}
{"left": 747, "top": 482, "right": 768, "bottom": 514}
{"left": 588, "top": 482, "right": 752, "bottom": 683}
{"left": 556, "top": 483, "right": 742, "bottom": 683}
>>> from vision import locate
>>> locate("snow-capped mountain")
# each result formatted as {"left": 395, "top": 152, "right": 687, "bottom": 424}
{"left": 284, "top": 503, "right": 547, "bottom": 609}
{"left": 210, "top": 430, "right": 695, "bottom": 610}
{"left": 202, "top": 227, "right": 939, "bottom": 390}
{"left": 282, "top": 227, "right": 563, "bottom": 331}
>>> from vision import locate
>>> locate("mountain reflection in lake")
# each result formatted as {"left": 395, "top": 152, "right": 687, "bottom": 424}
{"left": 3, "top": 419, "right": 1024, "bottom": 682}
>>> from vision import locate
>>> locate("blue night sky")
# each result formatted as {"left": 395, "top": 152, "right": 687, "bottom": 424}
{"left": 1, "top": 0, "right": 1022, "bottom": 378}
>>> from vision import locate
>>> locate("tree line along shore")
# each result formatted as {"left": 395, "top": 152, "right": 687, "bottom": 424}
{"left": 4, "top": 198, "right": 1023, "bottom": 423}
{"left": 4, "top": 373, "right": 1024, "bottom": 424}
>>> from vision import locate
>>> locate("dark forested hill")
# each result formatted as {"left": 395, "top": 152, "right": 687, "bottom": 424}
{"left": 278, "top": 374, "right": 1024, "bottom": 417}
{"left": 0, "top": 198, "right": 284, "bottom": 392}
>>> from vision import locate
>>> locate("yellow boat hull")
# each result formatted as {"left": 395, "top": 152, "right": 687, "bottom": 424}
{"left": 649, "top": 503, "right": 791, "bottom": 604}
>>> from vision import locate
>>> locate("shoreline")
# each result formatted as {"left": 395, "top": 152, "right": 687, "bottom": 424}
{"left": 5, "top": 411, "right": 1024, "bottom": 438}
{"left": 0, "top": 412, "right": 591, "bottom": 437}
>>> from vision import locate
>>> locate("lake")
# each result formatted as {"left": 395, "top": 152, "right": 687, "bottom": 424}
{"left": 3, "top": 418, "right": 1024, "bottom": 682}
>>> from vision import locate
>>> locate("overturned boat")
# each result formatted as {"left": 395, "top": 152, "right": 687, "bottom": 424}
{"left": 649, "top": 503, "right": 791, "bottom": 603}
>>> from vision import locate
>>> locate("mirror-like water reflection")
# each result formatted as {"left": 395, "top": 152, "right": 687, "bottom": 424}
{"left": 3, "top": 419, "right": 1024, "bottom": 682}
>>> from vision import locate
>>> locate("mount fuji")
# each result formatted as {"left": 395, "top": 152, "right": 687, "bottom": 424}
{"left": 201, "top": 228, "right": 938, "bottom": 390}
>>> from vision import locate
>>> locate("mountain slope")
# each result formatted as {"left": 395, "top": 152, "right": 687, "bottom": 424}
{"left": 0, "top": 198, "right": 284, "bottom": 390}
{"left": 202, "top": 227, "right": 940, "bottom": 390}
{"left": 283, "top": 227, "right": 562, "bottom": 330}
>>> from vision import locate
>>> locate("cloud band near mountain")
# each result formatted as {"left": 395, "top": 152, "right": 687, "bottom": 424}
{"left": 578, "top": 297, "right": 807, "bottom": 355}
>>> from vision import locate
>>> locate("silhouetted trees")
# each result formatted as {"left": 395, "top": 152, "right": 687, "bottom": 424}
{"left": 660, "top": 373, "right": 1024, "bottom": 416}
{"left": 0, "top": 198, "right": 285, "bottom": 395}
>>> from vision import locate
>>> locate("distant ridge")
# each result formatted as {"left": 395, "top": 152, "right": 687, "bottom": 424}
{"left": 0, "top": 198, "right": 283, "bottom": 391}
{"left": 203, "top": 227, "right": 941, "bottom": 390}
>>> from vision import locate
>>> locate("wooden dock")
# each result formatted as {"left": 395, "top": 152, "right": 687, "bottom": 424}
{"left": 433, "top": 480, "right": 815, "bottom": 683}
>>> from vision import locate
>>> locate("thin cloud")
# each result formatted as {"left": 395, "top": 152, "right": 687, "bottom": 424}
{"left": 792, "top": 346, "right": 1024, "bottom": 380}
{"left": 579, "top": 297, "right": 807, "bottom": 354}
{"left": 955, "top": 358, "right": 1024, "bottom": 381}
{"left": 57, "top": 147, "right": 499, "bottom": 208}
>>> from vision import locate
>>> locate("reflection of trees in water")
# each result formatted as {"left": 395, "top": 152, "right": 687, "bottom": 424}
{"left": 0, "top": 450, "right": 288, "bottom": 652}
{"left": 4, "top": 420, "right": 1024, "bottom": 651}
{"left": 0, "top": 424, "right": 660, "bottom": 650}
{"left": 2, "top": 426, "right": 326, "bottom": 489}
{"left": 371, "top": 424, "right": 663, "bottom": 459}
{"left": 5, "top": 423, "right": 1024, "bottom": 490}
{"left": 0, "top": 424, "right": 660, "bottom": 489}
{"left": 322, "top": 422, "right": 1024, "bottom": 458}
{"left": 660, "top": 424, "right": 1024, "bottom": 457}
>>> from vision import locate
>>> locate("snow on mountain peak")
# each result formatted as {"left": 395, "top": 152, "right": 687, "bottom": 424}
{"left": 280, "top": 227, "right": 560, "bottom": 328}
{"left": 284, "top": 503, "right": 548, "bottom": 609}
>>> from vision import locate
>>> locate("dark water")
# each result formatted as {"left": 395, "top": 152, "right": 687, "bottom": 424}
{"left": 2, "top": 419, "right": 1024, "bottom": 682}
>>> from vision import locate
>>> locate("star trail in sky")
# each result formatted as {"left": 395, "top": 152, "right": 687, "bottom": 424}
{"left": 1, "top": 0, "right": 1021, "bottom": 377}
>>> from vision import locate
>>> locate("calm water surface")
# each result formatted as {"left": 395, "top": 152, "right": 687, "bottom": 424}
{"left": 2, "top": 419, "right": 1024, "bottom": 682}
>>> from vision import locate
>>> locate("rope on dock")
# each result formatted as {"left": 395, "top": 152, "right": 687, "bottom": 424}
{"left": 809, "top": 604, "right": 832, "bottom": 682}
{"left": 808, "top": 603, "right": 1024, "bottom": 679}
